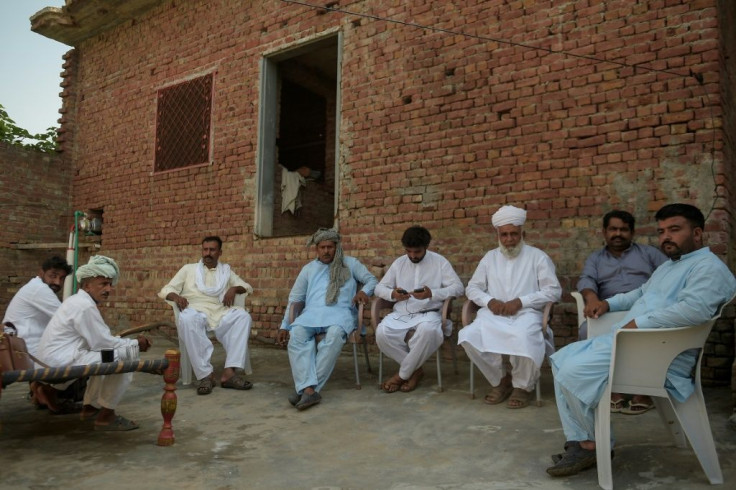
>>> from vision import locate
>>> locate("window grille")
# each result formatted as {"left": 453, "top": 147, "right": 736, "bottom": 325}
{"left": 155, "top": 74, "right": 213, "bottom": 171}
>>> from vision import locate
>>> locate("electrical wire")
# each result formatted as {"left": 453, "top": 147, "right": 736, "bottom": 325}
{"left": 280, "top": 0, "right": 720, "bottom": 220}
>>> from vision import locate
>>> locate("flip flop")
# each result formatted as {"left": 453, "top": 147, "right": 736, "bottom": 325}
{"left": 221, "top": 374, "right": 253, "bottom": 390}
{"left": 94, "top": 415, "right": 139, "bottom": 431}
{"left": 610, "top": 397, "right": 625, "bottom": 413}
{"left": 484, "top": 384, "right": 513, "bottom": 405}
{"left": 197, "top": 375, "right": 215, "bottom": 395}
{"left": 507, "top": 388, "right": 532, "bottom": 409}
{"left": 620, "top": 400, "right": 655, "bottom": 415}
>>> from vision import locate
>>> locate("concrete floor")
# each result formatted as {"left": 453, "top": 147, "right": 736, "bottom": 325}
{"left": 1, "top": 339, "right": 735, "bottom": 490}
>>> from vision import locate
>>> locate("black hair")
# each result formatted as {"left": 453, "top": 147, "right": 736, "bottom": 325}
{"left": 602, "top": 210, "right": 635, "bottom": 232}
{"left": 654, "top": 203, "right": 705, "bottom": 230}
{"left": 202, "top": 236, "right": 223, "bottom": 249}
{"left": 42, "top": 255, "right": 72, "bottom": 274}
{"left": 401, "top": 226, "right": 431, "bottom": 248}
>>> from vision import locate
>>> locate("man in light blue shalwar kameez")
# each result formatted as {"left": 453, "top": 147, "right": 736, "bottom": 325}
{"left": 277, "top": 228, "right": 377, "bottom": 411}
{"left": 547, "top": 204, "right": 736, "bottom": 477}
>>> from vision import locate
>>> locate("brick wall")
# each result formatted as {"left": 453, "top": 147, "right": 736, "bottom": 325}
{"left": 58, "top": 0, "right": 734, "bottom": 383}
{"left": 0, "top": 142, "right": 72, "bottom": 313}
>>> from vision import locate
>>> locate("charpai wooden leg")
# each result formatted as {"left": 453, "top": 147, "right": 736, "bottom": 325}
{"left": 157, "top": 349, "right": 180, "bottom": 446}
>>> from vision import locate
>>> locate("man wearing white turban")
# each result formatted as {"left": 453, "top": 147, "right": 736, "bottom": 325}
{"left": 277, "top": 228, "right": 377, "bottom": 411}
{"left": 37, "top": 255, "right": 152, "bottom": 431}
{"left": 458, "top": 205, "right": 562, "bottom": 409}
{"left": 159, "top": 236, "right": 254, "bottom": 395}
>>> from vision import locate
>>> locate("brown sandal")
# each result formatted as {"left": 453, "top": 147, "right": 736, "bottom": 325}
{"left": 484, "top": 384, "right": 513, "bottom": 405}
{"left": 197, "top": 375, "right": 215, "bottom": 395}
{"left": 507, "top": 388, "right": 532, "bottom": 409}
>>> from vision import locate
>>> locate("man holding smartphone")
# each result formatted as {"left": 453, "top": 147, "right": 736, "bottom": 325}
{"left": 375, "top": 226, "right": 464, "bottom": 393}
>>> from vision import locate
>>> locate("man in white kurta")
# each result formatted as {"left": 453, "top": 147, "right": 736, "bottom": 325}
{"left": 375, "top": 226, "right": 464, "bottom": 392}
{"left": 3, "top": 256, "right": 71, "bottom": 360}
{"left": 38, "top": 255, "right": 152, "bottom": 431}
{"left": 159, "top": 236, "right": 254, "bottom": 395}
{"left": 459, "top": 205, "right": 561, "bottom": 409}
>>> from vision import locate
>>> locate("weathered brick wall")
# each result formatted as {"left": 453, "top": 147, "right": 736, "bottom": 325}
{"left": 0, "top": 142, "right": 72, "bottom": 313}
{"left": 61, "top": 0, "right": 735, "bottom": 383}
{"left": 716, "top": 0, "right": 736, "bottom": 405}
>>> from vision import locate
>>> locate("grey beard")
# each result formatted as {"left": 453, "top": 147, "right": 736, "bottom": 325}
{"left": 500, "top": 240, "right": 524, "bottom": 258}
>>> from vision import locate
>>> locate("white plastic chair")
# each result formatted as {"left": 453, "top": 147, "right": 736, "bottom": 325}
{"left": 371, "top": 297, "right": 457, "bottom": 393}
{"left": 592, "top": 297, "right": 733, "bottom": 489}
{"left": 571, "top": 291, "right": 627, "bottom": 339}
{"left": 166, "top": 294, "right": 252, "bottom": 385}
{"left": 288, "top": 300, "right": 368, "bottom": 389}
{"left": 460, "top": 300, "right": 554, "bottom": 405}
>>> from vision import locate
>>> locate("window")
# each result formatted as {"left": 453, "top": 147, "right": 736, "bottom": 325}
{"left": 155, "top": 73, "right": 213, "bottom": 172}
{"left": 256, "top": 34, "right": 340, "bottom": 237}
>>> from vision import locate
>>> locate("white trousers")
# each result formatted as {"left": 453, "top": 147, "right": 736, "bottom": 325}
{"left": 178, "top": 308, "right": 252, "bottom": 381}
{"left": 376, "top": 321, "right": 443, "bottom": 379}
{"left": 461, "top": 342, "right": 538, "bottom": 391}
{"left": 70, "top": 349, "right": 132, "bottom": 410}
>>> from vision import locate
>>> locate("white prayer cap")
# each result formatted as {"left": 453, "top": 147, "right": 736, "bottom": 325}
{"left": 492, "top": 205, "right": 527, "bottom": 228}
{"left": 76, "top": 255, "right": 120, "bottom": 285}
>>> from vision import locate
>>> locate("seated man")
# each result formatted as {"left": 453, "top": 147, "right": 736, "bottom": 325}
{"left": 577, "top": 210, "right": 667, "bottom": 414}
{"left": 37, "top": 255, "right": 152, "bottom": 431}
{"left": 375, "top": 225, "right": 464, "bottom": 393}
{"left": 547, "top": 203, "right": 736, "bottom": 477}
{"left": 459, "top": 205, "right": 562, "bottom": 409}
{"left": 159, "top": 236, "right": 254, "bottom": 395}
{"left": 2, "top": 255, "right": 87, "bottom": 412}
{"left": 276, "top": 228, "right": 377, "bottom": 411}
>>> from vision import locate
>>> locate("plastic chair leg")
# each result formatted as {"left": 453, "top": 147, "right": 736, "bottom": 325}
{"left": 436, "top": 350, "right": 443, "bottom": 392}
{"left": 361, "top": 337, "right": 372, "bottom": 373}
{"left": 469, "top": 361, "right": 475, "bottom": 399}
{"left": 352, "top": 343, "right": 361, "bottom": 389}
{"left": 671, "top": 394, "right": 723, "bottom": 484}
{"left": 654, "top": 396, "right": 687, "bottom": 448}
{"left": 594, "top": 387, "right": 614, "bottom": 490}
{"left": 378, "top": 351, "right": 384, "bottom": 388}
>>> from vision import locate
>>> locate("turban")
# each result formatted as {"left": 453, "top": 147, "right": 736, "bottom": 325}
{"left": 307, "top": 228, "right": 350, "bottom": 305}
{"left": 492, "top": 205, "right": 527, "bottom": 228}
{"left": 76, "top": 255, "right": 120, "bottom": 286}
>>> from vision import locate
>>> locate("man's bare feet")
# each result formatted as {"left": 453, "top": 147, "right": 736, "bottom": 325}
{"left": 382, "top": 373, "right": 404, "bottom": 393}
{"left": 400, "top": 368, "right": 424, "bottom": 392}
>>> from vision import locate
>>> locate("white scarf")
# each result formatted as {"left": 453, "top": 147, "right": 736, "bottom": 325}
{"left": 195, "top": 260, "right": 231, "bottom": 301}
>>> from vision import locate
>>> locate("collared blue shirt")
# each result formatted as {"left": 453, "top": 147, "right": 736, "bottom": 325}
{"left": 577, "top": 243, "right": 667, "bottom": 299}
{"left": 280, "top": 256, "right": 377, "bottom": 334}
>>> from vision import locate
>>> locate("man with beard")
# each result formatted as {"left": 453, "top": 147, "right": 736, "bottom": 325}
{"left": 2, "top": 256, "right": 85, "bottom": 413}
{"left": 38, "top": 255, "right": 152, "bottom": 430}
{"left": 546, "top": 203, "right": 736, "bottom": 477}
{"left": 375, "top": 226, "right": 464, "bottom": 393}
{"left": 3, "top": 256, "right": 72, "bottom": 361}
{"left": 576, "top": 210, "right": 666, "bottom": 414}
{"left": 277, "top": 228, "right": 377, "bottom": 411}
{"left": 458, "top": 205, "right": 562, "bottom": 409}
{"left": 159, "top": 236, "right": 254, "bottom": 395}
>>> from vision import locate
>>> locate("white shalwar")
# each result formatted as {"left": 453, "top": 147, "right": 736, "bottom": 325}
{"left": 158, "top": 262, "right": 254, "bottom": 381}
{"left": 458, "top": 244, "right": 561, "bottom": 390}
{"left": 2, "top": 276, "right": 61, "bottom": 360}
{"left": 375, "top": 251, "right": 465, "bottom": 379}
{"left": 37, "top": 289, "right": 139, "bottom": 409}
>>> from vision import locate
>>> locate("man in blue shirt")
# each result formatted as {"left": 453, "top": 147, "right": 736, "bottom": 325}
{"left": 277, "top": 228, "right": 377, "bottom": 411}
{"left": 547, "top": 203, "right": 736, "bottom": 477}
{"left": 577, "top": 210, "right": 667, "bottom": 413}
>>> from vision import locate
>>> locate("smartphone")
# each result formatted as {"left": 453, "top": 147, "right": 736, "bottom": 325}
{"left": 413, "top": 288, "right": 425, "bottom": 293}
{"left": 397, "top": 289, "right": 408, "bottom": 295}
